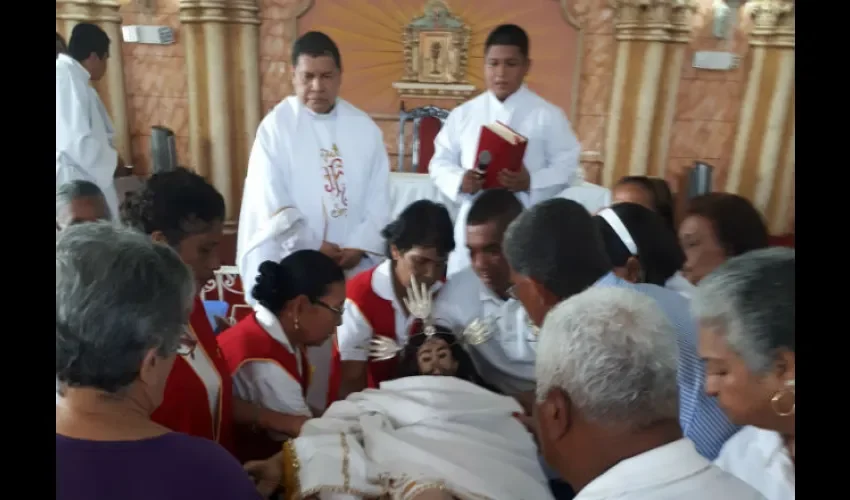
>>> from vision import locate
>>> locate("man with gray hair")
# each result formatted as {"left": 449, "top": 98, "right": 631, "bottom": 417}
{"left": 56, "top": 180, "right": 110, "bottom": 231}
{"left": 503, "top": 198, "right": 738, "bottom": 460}
{"left": 535, "top": 287, "right": 763, "bottom": 499}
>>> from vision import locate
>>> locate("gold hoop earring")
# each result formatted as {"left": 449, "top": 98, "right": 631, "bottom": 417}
{"left": 770, "top": 379, "right": 795, "bottom": 417}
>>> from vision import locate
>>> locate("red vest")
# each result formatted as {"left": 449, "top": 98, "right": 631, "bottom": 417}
{"left": 327, "top": 266, "right": 401, "bottom": 405}
{"left": 218, "top": 312, "right": 311, "bottom": 464}
{"left": 151, "top": 296, "right": 234, "bottom": 453}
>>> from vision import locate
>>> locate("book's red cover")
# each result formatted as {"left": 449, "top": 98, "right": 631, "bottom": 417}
{"left": 474, "top": 122, "right": 528, "bottom": 189}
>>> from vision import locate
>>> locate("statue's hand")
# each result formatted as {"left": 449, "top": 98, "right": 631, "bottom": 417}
{"left": 367, "top": 336, "right": 402, "bottom": 361}
{"left": 403, "top": 275, "right": 433, "bottom": 321}
{"left": 462, "top": 318, "right": 492, "bottom": 346}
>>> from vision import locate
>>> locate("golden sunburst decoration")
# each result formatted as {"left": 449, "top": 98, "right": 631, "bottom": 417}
{"left": 298, "top": 0, "right": 581, "bottom": 115}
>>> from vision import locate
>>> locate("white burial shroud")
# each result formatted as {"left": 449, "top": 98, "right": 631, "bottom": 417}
{"left": 289, "top": 375, "right": 554, "bottom": 500}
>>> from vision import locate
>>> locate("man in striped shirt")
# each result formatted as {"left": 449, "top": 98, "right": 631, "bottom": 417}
{"left": 503, "top": 198, "right": 739, "bottom": 460}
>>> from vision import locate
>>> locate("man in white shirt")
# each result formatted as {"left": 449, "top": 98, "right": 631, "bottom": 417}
{"left": 56, "top": 23, "right": 129, "bottom": 219}
{"left": 455, "top": 188, "right": 538, "bottom": 400}
{"left": 237, "top": 31, "right": 391, "bottom": 292}
{"left": 429, "top": 24, "right": 581, "bottom": 276}
{"left": 532, "top": 287, "right": 763, "bottom": 499}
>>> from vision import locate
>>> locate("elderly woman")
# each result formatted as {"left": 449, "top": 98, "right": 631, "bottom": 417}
{"left": 531, "top": 287, "right": 762, "bottom": 499}
{"left": 56, "top": 180, "right": 110, "bottom": 231}
{"left": 56, "top": 223, "right": 260, "bottom": 499}
{"left": 693, "top": 248, "right": 795, "bottom": 500}
{"left": 679, "top": 193, "right": 769, "bottom": 285}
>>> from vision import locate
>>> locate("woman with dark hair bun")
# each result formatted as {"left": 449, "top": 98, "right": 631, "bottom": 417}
{"left": 594, "top": 203, "right": 686, "bottom": 290}
{"left": 326, "top": 199, "right": 481, "bottom": 405}
{"left": 218, "top": 250, "right": 345, "bottom": 463}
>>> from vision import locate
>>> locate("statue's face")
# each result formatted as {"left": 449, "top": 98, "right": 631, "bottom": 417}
{"left": 416, "top": 337, "right": 458, "bottom": 376}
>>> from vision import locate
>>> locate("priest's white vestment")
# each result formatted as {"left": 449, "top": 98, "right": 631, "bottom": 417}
{"left": 55, "top": 54, "right": 120, "bottom": 218}
{"left": 429, "top": 85, "right": 580, "bottom": 276}
{"left": 237, "top": 96, "right": 392, "bottom": 294}
{"left": 285, "top": 375, "right": 554, "bottom": 500}
{"left": 237, "top": 97, "right": 391, "bottom": 411}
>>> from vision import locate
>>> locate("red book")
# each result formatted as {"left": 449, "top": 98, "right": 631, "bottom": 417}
{"left": 474, "top": 121, "right": 528, "bottom": 189}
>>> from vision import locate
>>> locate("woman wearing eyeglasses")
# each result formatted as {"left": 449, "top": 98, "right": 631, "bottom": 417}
{"left": 218, "top": 250, "right": 346, "bottom": 463}
{"left": 56, "top": 223, "right": 261, "bottom": 500}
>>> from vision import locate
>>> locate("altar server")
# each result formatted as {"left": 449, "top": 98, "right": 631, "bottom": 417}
{"left": 429, "top": 24, "right": 580, "bottom": 275}
{"left": 327, "top": 200, "right": 480, "bottom": 403}
{"left": 219, "top": 250, "right": 346, "bottom": 463}
{"left": 237, "top": 31, "right": 391, "bottom": 293}
{"left": 122, "top": 169, "right": 235, "bottom": 454}
{"left": 56, "top": 23, "right": 125, "bottom": 218}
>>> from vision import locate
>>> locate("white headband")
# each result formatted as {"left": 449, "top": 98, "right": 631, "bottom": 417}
{"left": 599, "top": 208, "right": 638, "bottom": 255}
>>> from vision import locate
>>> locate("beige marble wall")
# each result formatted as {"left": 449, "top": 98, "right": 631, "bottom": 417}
{"left": 113, "top": 0, "right": 791, "bottom": 230}
{"left": 118, "top": 0, "right": 189, "bottom": 174}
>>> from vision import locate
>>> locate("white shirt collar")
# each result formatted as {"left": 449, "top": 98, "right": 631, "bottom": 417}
{"left": 486, "top": 84, "right": 529, "bottom": 112}
{"left": 253, "top": 304, "right": 296, "bottom": 354}
{"left": 301, "top": 98, "right": 339, "bottom": 121}
{"left": 752, "top": 427, "right": 791, "bottom": 468}
{"left": 57, "top": 53, "right": 91, "bottom": 82}
{"left": 371, "top": 259, "right": 444, "bottom": 303}
{"left": 577, "top": 439, "right": 711, "bottom": 499}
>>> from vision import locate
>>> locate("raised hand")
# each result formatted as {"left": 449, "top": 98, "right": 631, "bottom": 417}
{"left": 367, "top": 336, "right": 403, "bottom": 361}
{"left": 403, "top": 275, "right": 433, "bottom": 321}
{"left": 461, "top": 318, "right": 492, "bottom": 345}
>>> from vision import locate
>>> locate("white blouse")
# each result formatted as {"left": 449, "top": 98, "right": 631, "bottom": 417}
{"left": 715, "top": 426, "right": 795, "bottom": 500}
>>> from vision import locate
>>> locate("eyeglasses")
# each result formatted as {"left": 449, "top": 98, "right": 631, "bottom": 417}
{"left": 506, "top": 285, "right": 519, "bottom": 300}
{"left": 313, "top": 300, "right": 344, "bottom": 316}
{"left": 175, "top": 331, "right": 198, "bottom": 358}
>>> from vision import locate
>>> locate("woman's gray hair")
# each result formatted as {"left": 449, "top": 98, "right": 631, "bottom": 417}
{"left": 56, "top": 180, "right": 109, "bottom": 223}
{"left": 691, "top": 247, "right": 795, "bottom": 374}
{"left": 536, "top": 286, "right": 680, "bottom": 429}
{"left": 56, "top": 222, "right": 196, "bottom": 393}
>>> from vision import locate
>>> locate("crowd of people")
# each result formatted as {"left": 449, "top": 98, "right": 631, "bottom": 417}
{"left": 56, "top": 19, "right": 794, "bottom": 500}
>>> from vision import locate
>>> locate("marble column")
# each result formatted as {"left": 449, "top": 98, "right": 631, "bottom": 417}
{"left": 179, "top": 0, "right": 262, "bottom": 221}
{"left": 56, "top": 0, "right": 132, "bottom": 164}
{"left": 725, "top": 0, "right": 795, "bottom": 234}
{"left": 602, "top": 0, "right": 698, "bottom": 187}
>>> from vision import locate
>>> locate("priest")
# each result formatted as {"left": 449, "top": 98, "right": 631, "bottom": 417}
{"left": 237, "top": 31, "right": 391, "bottom": 295}
{"left": 428, "top": 24, "right": 580, "bottom": 276}
{"left": 56, "top": 23, "right": 130, "bottom": 219}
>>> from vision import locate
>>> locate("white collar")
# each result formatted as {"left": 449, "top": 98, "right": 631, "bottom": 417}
{"left": 57, "top": 53, "right": 91, "bottom": 82}
{"left": 750, "top": 427, "right": 791, "bottom": 468}
{"left": 577, "top": 439, "right": 711, "bottom": 499}
{"left": 476, "top": 275, "right": 508, "bottom": 306}
{"left": 253, "top": 304, "right": 296, "bottom": 354}
{"left": 486, "top": 84, "right": 528, "bottom": 111}
{"left": 300, "top": 97, "right": 340, "bottom": 121}
{"left": 371, "top": 260, "right": 443, "bottom": 303}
